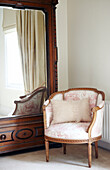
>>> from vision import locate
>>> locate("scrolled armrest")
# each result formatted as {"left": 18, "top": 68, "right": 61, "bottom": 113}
{"left": 14, "top": 98, "right": 28, "bottom": 104}
{"left": 19, "top": 94, "right": 27, "bottom": 99}
{"left": 91, "top": 102, "right": 104, "bottom": 112}
{"left": 91, "top": 106, "right": 101, "bottom": 113}
{"left": 43, "top": 99, "right": 50, "bottom": 107}
{"left": 87, "top": 101, "right": 104, "bottom": 138}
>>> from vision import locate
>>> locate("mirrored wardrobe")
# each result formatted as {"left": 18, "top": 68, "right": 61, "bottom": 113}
{"left": 0, "top": 0, "right": 58, "bottom": 154}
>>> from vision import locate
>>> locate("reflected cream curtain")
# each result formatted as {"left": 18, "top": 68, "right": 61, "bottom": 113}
{"left": 3, "top": 8, "right": 16, "bottom": 31}
{"left": 16, "top": 10, "right": 46, "bottom": 94}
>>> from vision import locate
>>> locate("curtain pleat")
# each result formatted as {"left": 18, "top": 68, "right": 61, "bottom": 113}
{"left": 16, "top": 10, "right": 47, "bottom": 94}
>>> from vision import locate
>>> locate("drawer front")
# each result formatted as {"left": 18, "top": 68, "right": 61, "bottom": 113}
{"left": 0, "top": 131, "right": 14, "bottom": 143}
{"left": 0, "top": 123, "right": 44, "bottom": 144}
{"left": 13, "top": 126, "right": 44, "bottom": 142}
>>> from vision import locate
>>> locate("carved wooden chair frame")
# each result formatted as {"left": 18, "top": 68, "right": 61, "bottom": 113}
{"left": 43, "top": 88, "right": 105, "bottom": 168}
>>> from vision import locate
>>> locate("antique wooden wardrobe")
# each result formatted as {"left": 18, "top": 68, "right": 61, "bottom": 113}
{"left": 0, "top": 0, "right": 58, "bottom": 154}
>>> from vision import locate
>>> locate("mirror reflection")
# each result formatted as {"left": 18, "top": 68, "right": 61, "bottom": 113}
{"left": 0, "top": 7, "right": 47, "bottom": 118}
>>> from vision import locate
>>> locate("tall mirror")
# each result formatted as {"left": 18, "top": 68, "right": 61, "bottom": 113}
{"left": 0, "top": 0, "right": 58, "bottom": 154}
{"left": 0, "top": 7, "right": 47, "bottom": 118}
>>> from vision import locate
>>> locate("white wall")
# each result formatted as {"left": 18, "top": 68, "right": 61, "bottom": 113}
{"left": 68, "top": 0, "right": 110, "bottom": 100}
{"left": 0, "top": 8, "right": 24, "bottom": 115}
{"left": 56, "top": 0, "right": 68, "bottom": 91}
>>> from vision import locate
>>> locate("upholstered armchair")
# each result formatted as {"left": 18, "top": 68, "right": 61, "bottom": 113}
{"left": 43, "top": 88, "right": 105, "bottom": 168}
{"left": 13, "top": 87, "right": 46, "bottom": 116}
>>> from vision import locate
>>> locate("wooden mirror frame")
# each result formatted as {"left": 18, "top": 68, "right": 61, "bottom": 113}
{"left": 0, "top": 0, "right": 58, "bottom": 96}
{"left": 0, "top": 0, "right": 58, "bottom": 154}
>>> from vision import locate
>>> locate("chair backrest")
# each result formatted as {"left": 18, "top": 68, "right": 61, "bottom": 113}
{"left": 49, "top": 88, "right": 105, "bottom": 111}
{"left": 13, "top": 87, "right": 46, "bottom": 116}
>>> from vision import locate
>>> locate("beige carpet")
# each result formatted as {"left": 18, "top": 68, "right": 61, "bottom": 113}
{"left": 0, "top": 144, "right": 110, "bottom": 170}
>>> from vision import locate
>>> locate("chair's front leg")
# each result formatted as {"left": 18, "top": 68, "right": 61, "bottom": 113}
{"left": 95, "top": 141, "right": 98, "bottom": 158}
{"left": 88, "top": 142, "right": 92, "bottom": 168}
{"left": 45, "top": 139, "right": 49, "bottom": 162}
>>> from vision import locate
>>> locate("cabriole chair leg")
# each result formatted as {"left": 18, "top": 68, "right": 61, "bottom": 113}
{"left": 95, "top": 141, "right": 98, "bottom": 158}
{"left": 63, "top": 144, "right": 66, "bottom": 154}
{"left": 88, "top": 142, "right": 92, "bottom": 168}
{"left": 45, "top": 140, "right": 49, "bottom": 162}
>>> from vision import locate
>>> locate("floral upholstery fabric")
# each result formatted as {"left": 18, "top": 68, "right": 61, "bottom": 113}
{"left": 51, "top": 93, "right": 63, "bottom": 101}
{"left": 64, "top": 90, "right": 98, "bottom": 112}
{"left": 44, "top": 93, "right": 63, "bottom": 128}
{"left": 14, "top": 92, "right": 43, "bottom": 115}
{"left": 44, "top": 90, "right": 104, "bottom": 140}
{"left": 45, "top": 102, "right": 53, "bottom": 128}
{"left": 44, "top": 90, "right": 99, "bottom": 128}
{"left": 45, "top": 122, "right": 90, "bottom": 140}
{"left": 97, "top": 94, "right": 103, "bottom": 105}
{"left": 91, "top": 101, "right": 104, "bottom": 138}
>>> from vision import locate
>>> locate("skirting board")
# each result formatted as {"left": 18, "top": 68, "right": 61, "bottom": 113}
{"left": 98, "top": 140, "right": 110, "bottom": 151}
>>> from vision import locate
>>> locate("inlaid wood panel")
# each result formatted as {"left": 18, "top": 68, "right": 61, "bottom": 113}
{"left": 0, "top": 115, "right": 44, "bottom": 153}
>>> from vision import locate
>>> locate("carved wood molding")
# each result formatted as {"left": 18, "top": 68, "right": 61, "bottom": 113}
{"left": 0, "top": 0, "right": 58, "bottom": 6}
{"left": 45, "top": 135, "right": 102, "bottom": 144}
{"left": 47, "top": 87, "right": 105, "bottom": 101}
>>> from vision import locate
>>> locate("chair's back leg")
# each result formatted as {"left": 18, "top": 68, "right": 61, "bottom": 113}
{"left": 63, "top": 144, "right": 66, "bottom": 154}
{"left": 45, "top": 140, "right": 49, "bottom": 162}
{"left": 95, "top": 141, "right": 98, "bottom": 158}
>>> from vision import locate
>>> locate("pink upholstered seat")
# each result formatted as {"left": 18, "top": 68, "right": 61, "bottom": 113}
{"left": 45, "top": 122, "right": 90, "bottom": 140}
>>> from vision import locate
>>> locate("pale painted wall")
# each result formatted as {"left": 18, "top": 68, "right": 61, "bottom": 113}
{"left": 68, "top": 0, "right": 110, "bottom": 100}
{"left": 0, "top": 8, "right": 24, "bottom": 115}
{"left": 56, "top": 0, "right": 68, "bottom": 91}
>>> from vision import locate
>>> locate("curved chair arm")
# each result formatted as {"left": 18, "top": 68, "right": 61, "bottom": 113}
{"left": 19, "top": 94, "right": 28, "bottom": 99}
{"left": 43, "top": 99, "right": 53, "bottom": 129}
{"left": 19, "top": 87, "right": 46, "bottom": 99}
{"left": 87, "top": 101, "right": 104, "bottom": 138}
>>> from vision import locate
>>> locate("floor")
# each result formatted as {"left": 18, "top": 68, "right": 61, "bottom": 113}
{"left": 0, "top": 144, "right": 110, "bottom": 170}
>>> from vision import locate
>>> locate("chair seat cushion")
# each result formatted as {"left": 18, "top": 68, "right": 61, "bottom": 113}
{"left": 45, "top": 122, "right": 90, "bottom": 140}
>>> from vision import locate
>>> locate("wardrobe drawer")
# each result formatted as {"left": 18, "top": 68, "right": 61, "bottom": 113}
{"left": 0, "top": 131, "right": 13, "bottom": 143}
{"left": 0, "top": 123, "right": 44, "bottom": 144}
